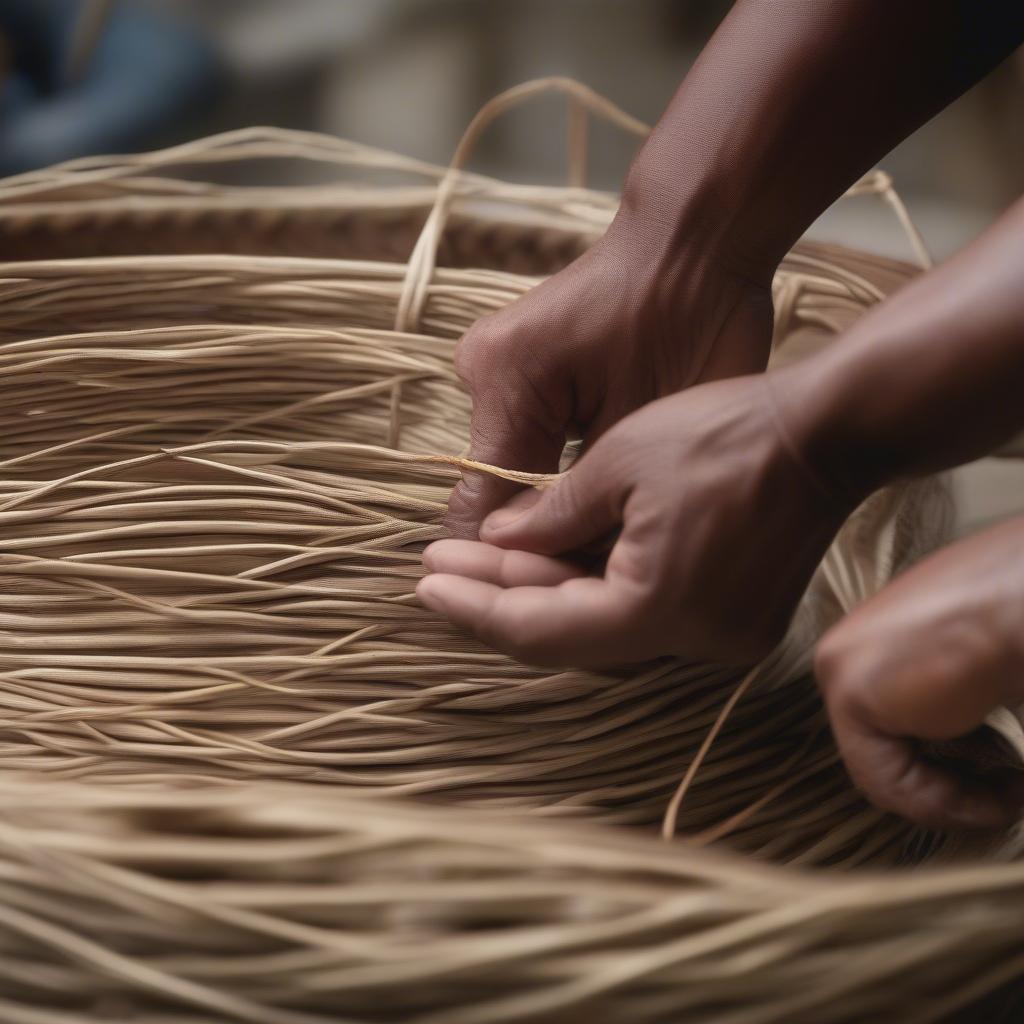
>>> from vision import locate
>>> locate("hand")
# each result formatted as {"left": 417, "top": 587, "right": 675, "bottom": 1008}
{"left": 420, "top": 373, "right": 850, "bottom": 667}
{"left": 446, "top": 220, "right": 775, "bottom": 538}
{"left": 816, "top": 516, "right": 1024, "bottom": 830}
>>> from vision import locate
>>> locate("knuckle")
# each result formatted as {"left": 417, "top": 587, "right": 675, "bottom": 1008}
{"left": 455, "top": 316, "right": 506, "bottom": 382}
{"left": 625, "top": 579, "right": 663, "bottom": 625}
{"left": 836, "top": 743, "right": 908, "bottom": 826}
{"left": 452, "top": 341, "right": 477, "bottom": 385}
{"left": 443, "top": 483, "right": 483, "bottom": 540}
{"left": 876, "top": 759, "right": 942, "bottom": 826}
{"left": 445, "top": 473, "right": 517, "bottom": 539}
{"left": 814, "top": 627, "right": 858, "bottom": 696}
{"left": 544, "top": 473, "right": 580, "bottom": 523}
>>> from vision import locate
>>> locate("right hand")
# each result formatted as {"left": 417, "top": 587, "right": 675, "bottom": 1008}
{"left": 446, "top": 220, "right": 775, "bottom": 537}
{"left": 816, "top": 516, "right": 1024, "bottom": 830}
{"left": 422, "top": 372, "right": 850, "bottom": 667}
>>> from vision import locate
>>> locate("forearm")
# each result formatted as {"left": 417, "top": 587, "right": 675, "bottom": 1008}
{"left": 616, "top": 0, "right": 1023, "bottom": 275}
{"left": 777, "top": 197, "right": 1024, "bottom": 500}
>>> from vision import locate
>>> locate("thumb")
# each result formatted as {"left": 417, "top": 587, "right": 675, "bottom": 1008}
{"left": 444, "top": 405, "right": 565, "bottom": 540}
{"left": 480, "top": 443, "right": 628, "bottom": 556}
{"left": 444, "top": 352, "right": 569, "bottom": 536}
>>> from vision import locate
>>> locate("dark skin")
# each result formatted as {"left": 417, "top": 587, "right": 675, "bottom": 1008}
{"left": 420, "top": 1, "right": 1024, "bottom": 828}
{"left": 816, "top": 517, "right": 1024, "bottom": 831}
{"left": 445, "top": 0, "right": 1024, "bottom": 539}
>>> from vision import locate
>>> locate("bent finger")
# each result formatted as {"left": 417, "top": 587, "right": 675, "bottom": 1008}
{"left": 481, "top": 444, "right": 629, "bottom": 557}
{"left": 444, "top": 406, "right": 565, "bottom": 540}
{"left": 828, "top": 703, "right": 1023, "bottom": 831}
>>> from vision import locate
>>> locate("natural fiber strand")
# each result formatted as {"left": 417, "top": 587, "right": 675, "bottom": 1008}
{"left": 0, "top": 79, "right": 1018, "bottom": 1022}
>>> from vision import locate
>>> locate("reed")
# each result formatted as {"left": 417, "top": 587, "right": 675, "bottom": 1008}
{"left": 0, "top": 79, "right": 1018, "bottom": 1023}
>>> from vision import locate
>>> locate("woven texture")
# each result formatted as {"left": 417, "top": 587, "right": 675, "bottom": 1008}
{"left": 0, "top": 79, "right": 1019, "bottom": 1023}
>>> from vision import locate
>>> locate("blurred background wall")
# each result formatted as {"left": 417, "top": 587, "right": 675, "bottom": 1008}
{"left": 1, "top": 0, "right": 1022, "bottom": 261}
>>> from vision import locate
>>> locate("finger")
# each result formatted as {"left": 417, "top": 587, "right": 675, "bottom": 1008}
{"left": 422, "top": 539, "right": 585, "bottom": 588}
{"left": 416, "top": 572, "right": 648, "bottom": 667}
{"left": 444, "top": 393, "right": 565, "bottom": 541}
{"left": 827, "top": 698, "right": 1024, "bottom": 831}
{"left": 480, "top": 443, "right": 629, "bottom": 556}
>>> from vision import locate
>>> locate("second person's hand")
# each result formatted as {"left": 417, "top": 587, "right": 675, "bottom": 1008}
{"left": 816, "top": 516, "right": 1024, "bottom": 831}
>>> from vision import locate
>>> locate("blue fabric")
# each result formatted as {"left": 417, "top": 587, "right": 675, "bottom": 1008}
{"left": 0, "top": 0, "right": 222, "bottom": 174}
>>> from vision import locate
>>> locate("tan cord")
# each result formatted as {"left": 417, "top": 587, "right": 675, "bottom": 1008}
{"left": 662, "top": 667, "right": 762, "bottom": 841}
{"left": 0, "top": 79, "right": 1015, "bottom": 1024}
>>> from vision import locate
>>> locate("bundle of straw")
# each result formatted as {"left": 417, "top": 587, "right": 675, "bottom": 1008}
{"left": 0, "top": 776, "right": 1018, "bottom": 1024}
{"left": 0, "top": 297, "right": 947, "bottom": 860}
{"left": 0, "top": 333, "right": 937, "bottom": 856}
{"left": 0, "top": 79, "right": 1019, "bottom": 1020}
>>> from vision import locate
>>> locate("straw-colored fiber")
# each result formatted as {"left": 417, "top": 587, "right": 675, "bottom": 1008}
{"left": 0, "top": 79, "right": 1019, "bottom": 1023}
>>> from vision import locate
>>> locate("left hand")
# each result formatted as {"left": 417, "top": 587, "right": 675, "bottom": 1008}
{"left": 443, "top": 226, "right": 774, "bottom": 539}
{"left": 418, "top": 373, "right": 851, "bottom": 668}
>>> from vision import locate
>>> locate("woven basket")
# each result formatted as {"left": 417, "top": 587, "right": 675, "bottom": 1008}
{"left": 0, "top": 79, "right": 1020, "bottom": 1022}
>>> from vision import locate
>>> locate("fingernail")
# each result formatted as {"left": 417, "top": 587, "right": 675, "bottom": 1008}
{"left": 482, "top": 507, "right": 526, "bottom": 533}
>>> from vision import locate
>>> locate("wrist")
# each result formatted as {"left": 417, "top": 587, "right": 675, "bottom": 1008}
{"left": 595, "top": 213, "right": 775, "bottom": 383}
{"left": 760, "top": 356, "right": 890, "bottom": 512}
{"left": 611, "top": 160, "right": 779, "bottom": 293}
{"left": 610, "top": 177, "right": 770, "bottom": 292}
{"left": 764, "top": 200, "right": 1024, "bottom": 497}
